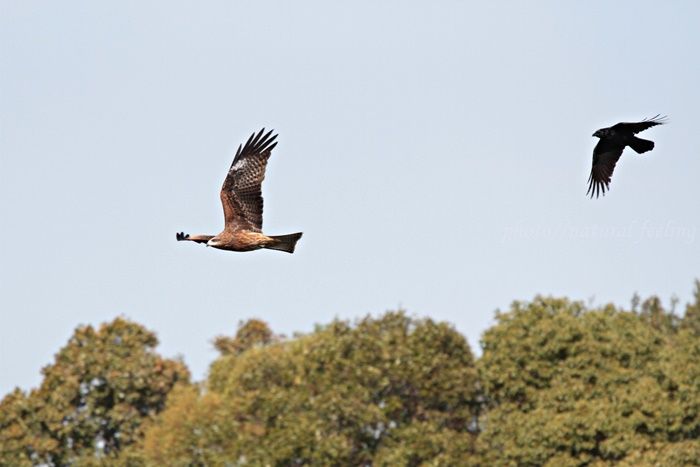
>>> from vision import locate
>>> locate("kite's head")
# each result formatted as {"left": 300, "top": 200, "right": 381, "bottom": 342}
{"left": 207, "top": 237, "right": 221, "bottom": 248}
{"left": 592, "top": 128, "right": 608, "bottom": 138}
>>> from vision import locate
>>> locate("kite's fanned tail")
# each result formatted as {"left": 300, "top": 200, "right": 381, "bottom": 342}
{"left": 266, "top": 232, "right": 303, "bottom": 254}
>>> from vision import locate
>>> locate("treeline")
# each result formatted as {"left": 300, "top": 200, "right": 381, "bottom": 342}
{"left": 1, "top": 283, "right": 700, "bottom": 466}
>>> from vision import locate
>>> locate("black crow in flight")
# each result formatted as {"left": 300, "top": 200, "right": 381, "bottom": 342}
{"left": 587, "top": 115, "right": 667, "bottom": 198}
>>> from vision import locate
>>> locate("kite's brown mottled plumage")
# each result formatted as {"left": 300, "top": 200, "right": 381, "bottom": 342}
{"left": 177, "top": 129, "right": 302, "bottom": 253}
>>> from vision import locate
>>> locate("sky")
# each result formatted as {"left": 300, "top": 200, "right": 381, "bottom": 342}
{"left": 1, "top": 1, "right": 699, "bottom": 396}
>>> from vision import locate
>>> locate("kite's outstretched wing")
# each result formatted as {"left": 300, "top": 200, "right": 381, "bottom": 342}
{"left": 220, "top": 128, "right": 278, "bottom": 231}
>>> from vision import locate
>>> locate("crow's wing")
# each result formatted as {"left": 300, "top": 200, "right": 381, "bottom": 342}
{"left": 587, "top": 139, "right": 624, "bottom": 198}
{"left": 220, "top": 129, "right": 278, "bottom": 232}
{"left": 612, "top": 115, "right": 667, "bottom": 135}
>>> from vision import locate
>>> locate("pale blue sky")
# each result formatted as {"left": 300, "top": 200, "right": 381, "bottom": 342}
{"left": 2, "top": 1, "right": 699, "bottom": 396}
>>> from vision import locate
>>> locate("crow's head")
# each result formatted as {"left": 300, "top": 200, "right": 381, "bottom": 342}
{"left": 592, "top": 128, "right": 610, "bottom": 138}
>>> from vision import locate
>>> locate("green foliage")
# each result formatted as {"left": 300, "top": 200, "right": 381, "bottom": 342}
{"left": 144, "top": 312, "right": 481, "bottom": 465}
{"left": 5, "top": 283, "right": 700, "bottom": 465}
{"left": 681, "top": 279, "right": 700, "bottom": 336}
{"left": 213, "top": 318, "right": 276, "bottom": 356}
{"left": 0, "top": 389, "right": 43, "bottom": 466}
{"left": 0, "top": 318, "right": 189, "bottom": 466}
{"left": 478, "top": 296, "right": 700, "bottom": 466}
{"left": 618, "top": 440, "right": 700, "bottom": 466}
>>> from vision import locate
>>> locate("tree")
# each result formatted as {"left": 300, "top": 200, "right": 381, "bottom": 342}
{"left": 212, "top": 318, "right": 277, "bottom": 356}
{"left": 6, "top": 286, "right": 700, "bottom": 465}
{"left": 143, "top": 312, "right": 481, "bottom": 465}
{"left": 638, "top": 295, "right": 677, "bottom": 332}
{"left": 681, "top": 279, "right": 700, "bottom": 336}
{"left": 477, "top": 296, "right": 700, "bottom": 466}
{"left": 0, "top": 317, "right": 189, "bottom": 466}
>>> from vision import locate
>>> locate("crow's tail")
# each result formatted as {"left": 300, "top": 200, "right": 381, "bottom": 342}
{"left": 629, "top": 137, "right": 654, "bottom": 154}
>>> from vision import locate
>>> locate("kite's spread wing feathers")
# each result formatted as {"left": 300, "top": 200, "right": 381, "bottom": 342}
{"left": 220, "top": 129, "right": 278, "bottom": 231}
{"left": 587, "top": 140, "right": 624, "bottom": 199}
{"left": 613, "top": 115, "right": 668, "bottom": 135}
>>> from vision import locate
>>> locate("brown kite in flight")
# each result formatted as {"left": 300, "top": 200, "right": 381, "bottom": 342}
{"left": 177, "top": 129, "right": 303, "bottom": 253}
{"left": 587, "top": 115, "right": 667, "bottom": 198}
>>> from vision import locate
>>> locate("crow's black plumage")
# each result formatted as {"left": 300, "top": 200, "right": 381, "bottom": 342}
{"left": 587, "top": 115, "right": 667, "bottom": 198}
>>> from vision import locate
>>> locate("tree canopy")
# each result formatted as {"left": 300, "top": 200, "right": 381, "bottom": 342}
{"left": 477, "top": 296, "right": 700, "bottom": 465}
{"left": 143, "top": 312, "right": 481, "bottom": 465}
{"left": 0, "top": 318, "right": 189, "bottom": 466}
{"left": 2, "top": 282, "right": 700, "bottom": 466}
